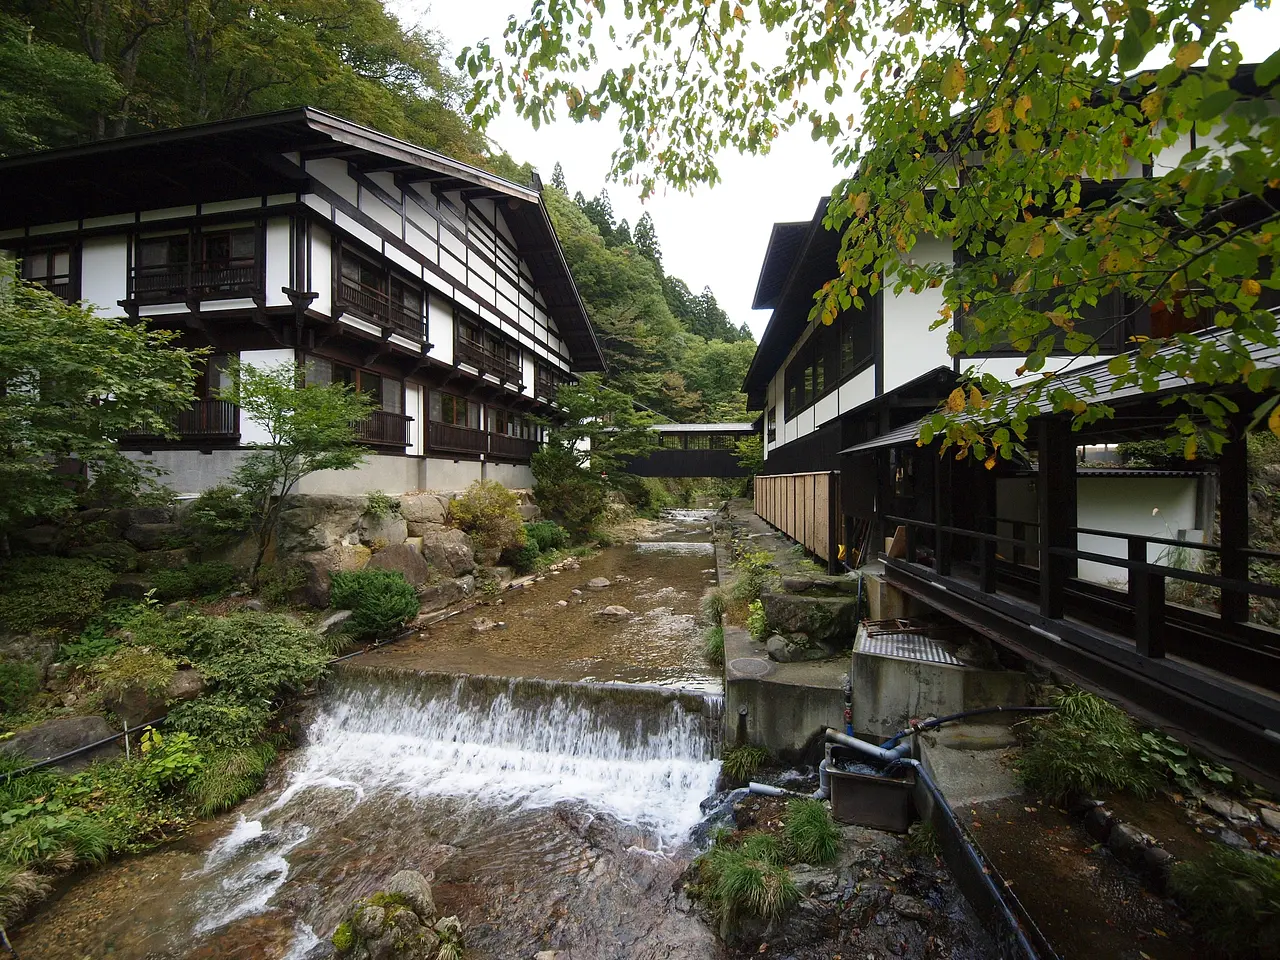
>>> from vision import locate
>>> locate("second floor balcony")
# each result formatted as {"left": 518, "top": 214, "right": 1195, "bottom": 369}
{"left": 455, "top": 334, "right": 522, "bottom": 385}
{"left": 120, "top": 399, "right": 241, "bottom": 445}
{"left": 131, "top": 261, "right": 261, "bottom": 304}
{"left": 336, "top": 278, "right": 425, "bottom": 342}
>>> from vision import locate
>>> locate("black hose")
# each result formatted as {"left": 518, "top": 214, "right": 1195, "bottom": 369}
{"left": 878, "top": 705, "right": 1057, "bottom": 749}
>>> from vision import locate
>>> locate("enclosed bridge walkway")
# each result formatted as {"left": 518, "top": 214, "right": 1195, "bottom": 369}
{"left": 622, "top": 423, "right": 756, "bottom": 479}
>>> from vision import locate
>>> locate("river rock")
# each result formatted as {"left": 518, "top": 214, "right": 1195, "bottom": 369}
{"left": 295, "top": 543, "right": 372, "bottom": 607}
{"left": 385, "top": 869, "right": 436, "bottom": 919}
{"left": 318, "top": 610, "right": 354, "bottom": 637}
{"left": 586, "top": 577, "right": 611, "bottom": 589}
{"left": 0, "top": 715, "right": 122, "bottom": 771}
{"left": 780, "top": 576, "right": 815, "bottom": 593}
{"left": 419, "top": 577, "right": 467, "bottom": 614}
{"left": 759, "top": 590, "right": 862, "bottom": 644}
{"left": 123, "top": 522, "right": 183, "bottom": 551}
{"left": 277, "top": 496, "right": 365, "bottom": 555}
{"left": 766, "top": 633, "right": 830, "bottom": 663}
{"left": 596, "top": 605, "right": 632, "bottom": 620}
{"left": 333, "top": 870, "right": 454, "bottom": 960}
{"left": 1084, "top": 805, "right": 1114, "bottom": 842}
{"left": 418, "top": 529, "right": 476, "bottom": 576}
{"left": 472, "top": 617, "right": 506, "bottom": 633}
{"left": 366, "top": 543, "right": 435, "bottom": 588}
{"left": 1204, "top": 794, "right": 1255, "bottom": 823}
{"left": 358, "top": 513, "right": 408, "bottom": 548}
{"left": 400, "top": 492, "right": 448, "bottom": 525}
{"left": 1107, "top": 822, "right": 1149, "bottom": 868}
{"left": 556, "top": 600, "right": 568, "bottom": 607}
{"left": 1260, "top": 807, "right": 1280, "bottom": 833}
{"left": 790, "top": 865, "right": 839, "bottom": 897}
{"left": 103, "top": 667, "right": 205, "bottom": 727}
{"left": 889, "top": 893, "right": 931, "bottom": 921}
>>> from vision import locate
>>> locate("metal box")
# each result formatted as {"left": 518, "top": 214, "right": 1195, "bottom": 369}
{"left": 827, "top": 746, "right": 917, "bottom": 832}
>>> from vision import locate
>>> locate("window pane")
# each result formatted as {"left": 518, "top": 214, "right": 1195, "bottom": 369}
{"left": 340, "top": 253, "right": 362, "bottom": 283}
{"left": 304, "top": 356, "right": 331, "bottom": 387}
{"left": 332, "top": 364, "right": 356, "bottom": 388}
{"left": 230, "top": 231, "right": 256, "bottom": 260}
{"left": 430, "top": 391, "right": 443, "bottom": 423}
{"left": 204, "top": 233, "right": 231, "bottom": 265}
{"left": 467, "top": 401, "right": 481, "bottom": 429}
{"left": 382, "top": 378, "right": 402, "bottom": 414}
{"left": 361, "top": 372, "right": 382, "bottom": 405}
{"left": 21, "top": 255, "right": 47, "bottom": 280}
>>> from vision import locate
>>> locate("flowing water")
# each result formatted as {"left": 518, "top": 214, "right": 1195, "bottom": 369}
{"left": 18, "top": 510, "right": 729, "bottom": 959}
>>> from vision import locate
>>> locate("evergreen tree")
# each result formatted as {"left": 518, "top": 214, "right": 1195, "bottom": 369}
{"left": 550, "top": 161, "right": 567, "bottom": 191}
{"left": 633, "top": 212, "right": 662, "bottom": 272}
{"left": 615, "top": 218, "right": 632, "bottom": 246}
{"left": 581, "top": 189, "right": 617, "bottom": 244}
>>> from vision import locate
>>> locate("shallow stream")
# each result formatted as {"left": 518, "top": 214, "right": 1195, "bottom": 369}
{"left": 16, "top": 510, "right": 728, "bottom": 959}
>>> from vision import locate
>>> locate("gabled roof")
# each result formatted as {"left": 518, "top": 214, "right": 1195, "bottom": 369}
{"left": 742, "top": 198, "right": 841, "bottom": 405}
{"left": 0, "top": 107, "right": 605, "bottom": 371}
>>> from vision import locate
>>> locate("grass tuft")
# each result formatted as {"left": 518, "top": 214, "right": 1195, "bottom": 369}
{"left": 0, "top": 862, "right": 51, "bottom": 927}
{"left": 701, "top": 587, "right": 727, "bottom": 626}
{"left": 186, "top": 742, "right": 277, "bottom": 816}
{"left": 696, "top": 832, "right": 797, "bottom": 938}
{"left": 1169, "top": 848, "right": 1280, "bottom": 959}
{"left": 721, "top": 743, "right": 770, "bottom": 782}
{"left": 782, "top": 798, "right": 841, "bottom": 865}
{"left": 703, "top": 625, "right": 725, "bottom": 667}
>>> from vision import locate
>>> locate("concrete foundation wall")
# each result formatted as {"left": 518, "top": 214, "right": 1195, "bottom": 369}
{"left": 724, "top": 670, "right": 846, "bottom": 763}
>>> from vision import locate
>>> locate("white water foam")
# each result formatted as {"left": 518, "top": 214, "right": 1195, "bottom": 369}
{"left": 635, "top": 541, "right": 715, "bottom": 556}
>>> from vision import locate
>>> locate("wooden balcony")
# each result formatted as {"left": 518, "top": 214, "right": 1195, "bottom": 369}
{"left": 428, "top": 421, "right": 489, "bottom": 456}
{"left": 455, "top": 335, "right": 522, "bottom": 384}
{"left": 489, "top": 433, "right": 539, "bottom": 461}
{"left": 120, "top": 399, "right": 240, "bottom": 443}
{"left": 131, "top": 262, "right": 260, "bottom": 303}
{"left": 535, "top": 371, "right": 561, "bottom": 400}
{"left": 337, "top": 279, "right": 424, "bottom": 341}
{"left": 353, "top": 410, "right": 412, "bottom": 448}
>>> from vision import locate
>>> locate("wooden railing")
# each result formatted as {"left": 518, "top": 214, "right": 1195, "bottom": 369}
{"left": 336, "top": 279, "right": 425, "bottom": 341}
{"left": 121, "top": 399, "right": 240, "bottom": 441}
{"left": 535, "top": 371, "right": 562, "bottom": 400}
{"left": 755, "top": 471, "right": 842, "bottom": 573}
{"left": 455, "top": 335, "right": 522, "bottom": 384}
{"left": 353, "top": 410, "right": 413, "bottom": 448}
{"left": 132, "top": 262, "right": 259, "bottom": 302}
{"left": 489, "top": 433, "right": 539, "bottom": 461}
{"left": 429, "top": 421, "right": 489, "bottom": 455}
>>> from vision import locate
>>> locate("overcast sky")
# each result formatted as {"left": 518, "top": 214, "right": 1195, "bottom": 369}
{"left": 401, "top": 2, "right": 1279, "bottom": 341}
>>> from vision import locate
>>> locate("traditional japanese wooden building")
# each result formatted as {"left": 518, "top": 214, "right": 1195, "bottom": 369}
{"left": 0, "top": 108, "right": 604, "bottom": 495}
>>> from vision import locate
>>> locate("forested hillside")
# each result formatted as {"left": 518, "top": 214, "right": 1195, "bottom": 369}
{"left": 0, "top": 0, "right": 753, "bottom": 424}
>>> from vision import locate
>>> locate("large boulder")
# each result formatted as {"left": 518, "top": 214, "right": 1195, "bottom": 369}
{"left": 418, "top": 577, "right": 471, "bottom": 614}
{"left": 0, "top": 632, "right": 60, "bottom": 684}
{"left": 10, "top": 525, "right": 63, "bottom": 553}
{"left": 135, "top": 547, "right": 196, "bottom": 572}
{"left": 332, "top": 870, "right": 461, "bottom": 960}
{"left": 276, "top": 496, "right": 365, "bottom": 555}
{"left": 418, "top": 529, "right": 475, "bottom": 577}
{"left": 123, "top": 523, "right": 184, "bottom": 551}
{"left": 759, "top": 590, "right": 860, "bottom": 644}
{"left": 400, "top": 493, "right": 448, "bottom": 526}
{"left": 120, "top": 506, "right": 173, "bottom": 526}
{"left": 766, "top": 633, "right": 833, "bottom": 663}
{"left": 358, "top": 513, "right": 408, "bottom": 548}
{"left": 384, "top": 870, "right": 436, "bottom": 920}
{"left": 0, "top": 715, "right": 122, "bottom": 772}
{"left": 366, "top": 543, "right": 435, "bottom": 589}
{"left": 294, "top": 542, "right": 372, "bottom": 607}
{"left": 66, "top": 541, "right": 139, "bottom": 571}
{"left": 102, "top": 667, "right": 205, "bottom": 727}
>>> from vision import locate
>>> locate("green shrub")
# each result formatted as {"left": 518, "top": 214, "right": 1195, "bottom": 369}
{"left": 906, "top": 821, "right": 941, "bottom": 858}
{"left": 721, "top": 743, "right": 769, "bottom": 782}
{"left": 0, "top": 557, "right": 114, "bottom": 631}
{"left": 530, "top": 447, "right": 610, "bottom": 541}
{"left": 745, "top": 600, "right": 769, "bottom": 642}
{"left": 365, "top": 490, "right": 400, "bottom": 519}
{"left": 525, "top": 520, "right": 569, "bottom": 552}
{"left": 151, "top": 561, "right": 237, "bottom": 601}
{"left": 730, "top": 550, "right": 774, "bottom": 606}
{"left": 139, "top": 729, "right": 204, "bottom": 788}
{"left": 166, "top": 691, "right": 273, "bottom": 749}
{"left": 506, "top": 537, "right": 541, "bottom": 574}
{"left": 94, "top": 647, "right": 176, "bottom": 704}
{"left": 783, "top": 799, "right": 840, "bottom": 864}
{"left": 0, "top": 661, "right": 40, "bottom": 714}
{"left": 0, "top": 811, "right": 111, "bottom": 867}
{"left": 447, "top": 479, "right": 527, "bottom": 554}
{"left": 182, "top": 483, "right": 252, "bottom": 549}
{"left": 704, "top": 625, "right": 725, "bottom": 668}
{"left": 257, "top": 563, "right": 307, "bottom": 606}
{"left": 1017, "top": 689, "right": 1157, "bottom": 801}
{"left": 701, "top": 587, "right": 727, "bottom": 627}
{"left": 1170, "top": 848, "right": 1280, "bottom": 959}
{"left": 185, "top": 742, "right": 277, "bottom": 816}
{"left": 184, "top": 612, "right": 330, "bottom": 702}
{"left": 329, "top": 569, "right": 420, "bottom": 640}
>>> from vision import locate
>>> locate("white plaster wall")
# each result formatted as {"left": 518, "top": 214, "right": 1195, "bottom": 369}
{"left": 429, "top": 295, "right": 454, "bottom": 363}
{"left": 239, "top": 348, "right": 298, "bottom": 444}
{"left": 80, "top": 236, "right": 128, "bottom": 317}
{"left": 406, "top": 383, "right": 424, "bottom": 456}
{"left": 881, "top": 235, "right": 951, "bottom": 394}
{"left": 309, "top": 224, "right": 332, "bottom": 315}
{"left": 306, "top": 158, "right": 358, "bottom": 205}
{"left": 264, "top": 217, "right": 292, "bottom": 307}
{"left": 421, "top": 458, "right": 484, "bottom": 490}
{"left": 1077, "top": 477, "right": 1205, "bottom": 586}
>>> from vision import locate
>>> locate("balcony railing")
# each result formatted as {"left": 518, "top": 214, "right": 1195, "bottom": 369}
{"left": 455, "top": 335, "right": 523, "bottom": 384}
{"left": 121, "top": 399, "right": 240, "bottom": 442}
{"left": 337, "top": 279, "right": 425, "bottom": 341}
{"left": 131, "top": 262, "right": 260, "bottom": 303}
{"left": 353, "top": 410, "right": 413, "bottom": 448}
{"left": 428, "top": 421, "right": 490, "bottom": 456}
{"left": 535, "top": 372, "right": 562, "bottom": 400}
{"left": 489, "top": 433, "right": 539, "bottom": 461}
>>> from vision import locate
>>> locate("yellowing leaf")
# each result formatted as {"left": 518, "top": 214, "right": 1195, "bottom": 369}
{"left": 1029, "top": 234, "right": 1045, "bottom": 258}
{"left": 892, "top": 9, "right": 914, "bottom": 34}
{"left": 1174, "top": 42, "right": 1203, "bottom": 70}
{"left": 1011, "top": 271, "right": 1031, "bottom": 295}
{"left": 1071, "top": 400, "right": 1087, "bottom": 415}
{"left": 969, "top": 386, "right": 984, "bottom": 408}
{"left": 941, "top": 60, "right": 966, "bottom": 102}
{"left": 853, "top": 192, "right": 870, "bottom": 217}
{"left": 984, "top": 107, "right": 1005, "bottom": 133}
{"left": 946, "top": 388, "right": 966, "bottom": 413}
{"left": 1269, "top": 402, "right": 1280, "bottom": 439}
{"left": 984, "top": 455, "right": 997, "bottom": 470}
{"left": 1243, "top": 278, "right": 1262, "bottom": 297}
{"left": 1013, "top": 94, "right": 1032, "bottom": 121}
{"left": 1141, "top": 92, "right": 1164, "bottom": 120}
{"left": 1184, "top": 435, "right": 1198, "bottom": 460}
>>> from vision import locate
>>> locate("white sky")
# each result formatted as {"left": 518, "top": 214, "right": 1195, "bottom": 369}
{"left": 399, "top": 2, "right": 1280, "bottom": 341}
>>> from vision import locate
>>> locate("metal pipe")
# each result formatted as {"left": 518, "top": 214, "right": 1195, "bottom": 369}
{"left": 812, "top": 758, "right": 832, "bottom": 800}
{"left": 878, "top": 705, "right": 1058, "bottom": 749}
{"left": 747, "top": 782, "right": 810, "bottom": 799}
{"left": 825, "top": 727, "right": 911, "bottom": 763}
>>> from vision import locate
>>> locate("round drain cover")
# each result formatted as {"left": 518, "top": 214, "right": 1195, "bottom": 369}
{"left": 728, "top": 657, "right": 773, "bottom": 678}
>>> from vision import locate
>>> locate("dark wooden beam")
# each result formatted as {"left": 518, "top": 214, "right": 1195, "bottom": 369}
{"left": 1038, "top": 416, "right": 1077, "bottom": 619}
{"left": 1219, "top": 424, "right": 1249, "bottom": 622}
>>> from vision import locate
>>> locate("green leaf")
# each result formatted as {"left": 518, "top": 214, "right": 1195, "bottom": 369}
{"left": 1107, "top": 355, "right": 1131, "bottom": 377}
{"left": 1196, "top": 88, "right": 1239, "bottom": 120}
{"left": 1255, "top": 48, "right": 1280, "bottom": 87}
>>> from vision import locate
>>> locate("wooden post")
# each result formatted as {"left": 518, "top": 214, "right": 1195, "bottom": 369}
{"left": 1038, "top": 417, "right": 1077, "bottom": 619}
{"left": 935, "top": 453, "right": 953, "bottom": 576}
{"left": 978, "top": 464, "right": 997, "bottom": 593}
{"left": 1127, "top": 535, "right": 1145, "bottom": 603}
{"left": 1219, "top": 428, "right": 1249, "bottom": 623}
{"left": 827, "top": 472, "right": 840, "bottom": 574}
{"left": 1134, "top": 570, "right": 1167, "bottom": 658}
